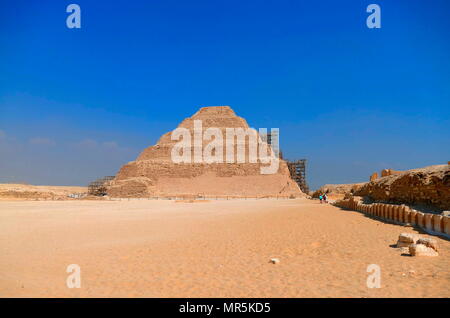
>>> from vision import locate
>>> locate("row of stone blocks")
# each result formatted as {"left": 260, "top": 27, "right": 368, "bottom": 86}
{"left": 335, "top": 199, "right": 450, "bottom": 237}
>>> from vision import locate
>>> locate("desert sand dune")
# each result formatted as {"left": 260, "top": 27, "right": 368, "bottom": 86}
{"left": 0, "top": 184, "right": 86, "bottom": 200}
{"left": 0, "top": 199, "right": 449, "bottom": 297}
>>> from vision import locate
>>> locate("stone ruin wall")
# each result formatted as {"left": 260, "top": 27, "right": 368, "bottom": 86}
{"left": 381, "top": 169, "right": 402, "bottom": 177}
{"left": 335, "top": 196, "right": 450, "bottom": 239}
{"left": 356, "top": 164, "right": 450, "bottom": 211}
{"left": 369, "top": 169, "right": 401, "bottom": 181}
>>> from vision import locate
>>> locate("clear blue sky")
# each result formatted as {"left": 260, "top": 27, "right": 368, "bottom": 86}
{"left": 0, "top": 0, "right": 449, "bottom": 190}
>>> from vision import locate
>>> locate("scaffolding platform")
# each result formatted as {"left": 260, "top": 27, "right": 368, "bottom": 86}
{"left": 286, "top": 159, "right": 309, "bottom": 193}
{"left": 266, "top": 132, "right": 308, "bottom": 193}
{"left": 88, "top": 176, "right": 115, "bottom": 196}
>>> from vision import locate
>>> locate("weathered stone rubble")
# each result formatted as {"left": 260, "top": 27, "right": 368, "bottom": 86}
{"left": 396, "top": 233, "right": 420, "bottom": 248}
{"left": 395, "top": 233, "right": 439, "bottom": 256}
{"left": 409, "top": 244, "right": 439, "bottom": 257}
{"left": 355, "top": 164, "right": 450, "bottom": 210}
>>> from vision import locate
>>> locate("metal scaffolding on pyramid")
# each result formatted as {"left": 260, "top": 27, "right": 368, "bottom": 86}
{"left": 88, "top": 176, "right": 115, "bottom": 196}
{"left": 286, "top": 160, "right": 309, "bottom": 194}
{"left": 266, "top": 132, "right": 309, "bottom": 194}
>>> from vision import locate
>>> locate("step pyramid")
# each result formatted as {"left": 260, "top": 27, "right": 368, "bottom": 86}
{"left": 108, "top": 106, "right": 303, "bottom": 198}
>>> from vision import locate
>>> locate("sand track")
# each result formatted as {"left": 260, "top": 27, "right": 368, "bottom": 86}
{"left": 0, "top": 199, "right": 449, "bottom": 297}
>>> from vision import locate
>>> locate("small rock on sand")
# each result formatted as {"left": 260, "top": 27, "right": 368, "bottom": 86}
{"left": 409, "top": 244, "right": 439, "bottom": 257}
{"left": 417, "top": 238, "right": 438, "bottom": 251}
{"left": 270, "top": 258, "right": 280, "bottom": 264}
{"left": 396, "top": 233, "right": 420, "bottom": 248}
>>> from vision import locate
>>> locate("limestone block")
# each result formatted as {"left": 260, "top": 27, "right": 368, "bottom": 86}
{"left": 392, "top": 205, "right": 397, "bottom": 220}
{"left": 397, "top": 206, "right": 405, "bottom": 223}
{"left": 417, "top": 238, "right": 438, "bottom": 252}
{"left": 381, "top": 204, "right": 387, "bottom": 219}
{"left": 387, "top": 205, "right": 394, "bottom": 220}
{"left": 403, "top": 206, "right": 411, "bottom": 224}
{"left": 409, "top": 244, "right": 439, "bottom": 257}
{"left": 416, "top": 212, "right": 425, "bottom": 228}
{"left": 397, "top": 233, "right": 420, "bottom": 248}
{"left": 409, "top": 210, "right": 417, "bottom": 226}
{"left": 443, "top": 216, "right": 450, "bottom": 235}
{"left": 424, "top": 214, "right": 434, "bottom": 232}
{"left": 432, "top": 215, "right": 443, "bottom": 233}
{"left": 393, "top": 206, "right": 400, "bottom": 222}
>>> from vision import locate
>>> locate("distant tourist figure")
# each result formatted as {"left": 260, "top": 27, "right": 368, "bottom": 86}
{"left": 323, "top": 194, "right": 328, "bottom": 203}
{"left": 319, "top": 195, "right": 323, "bottom": 203}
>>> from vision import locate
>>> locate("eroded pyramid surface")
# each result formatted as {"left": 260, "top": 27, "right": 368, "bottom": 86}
{"left": 108, "top": 106, "right": 304, "bottom": 198}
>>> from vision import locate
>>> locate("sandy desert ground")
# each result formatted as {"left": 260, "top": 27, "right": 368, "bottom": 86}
{"left": 0, "top": 184, "right": 87, "bottom": 200}
{"left": 0, "top": 199, "right": 449, "bottom": 298}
